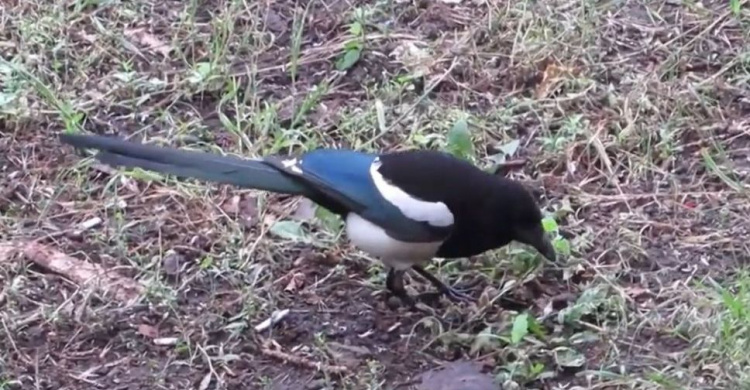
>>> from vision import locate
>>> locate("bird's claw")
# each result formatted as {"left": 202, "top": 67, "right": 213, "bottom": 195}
{"left": 386, "top": 292, "right": 434, "bottom": 314}
{"left": 417, "top": 285, "right": 474, "bottom": 304}
{"left": 443, "top": 286, "right": 475, "bottom": 302}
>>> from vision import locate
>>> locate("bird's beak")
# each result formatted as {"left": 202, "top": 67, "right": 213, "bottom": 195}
{"left": 515, "top": 225, "right": 557, "bottom": 262}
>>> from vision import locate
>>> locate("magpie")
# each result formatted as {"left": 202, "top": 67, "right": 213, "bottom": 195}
{"left": 59, "top": 133, "right": 556, "bottom": 308}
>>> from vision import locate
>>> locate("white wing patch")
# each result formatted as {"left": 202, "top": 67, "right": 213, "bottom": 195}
{"left": 369, "top": 158, "right": 454, "bottom": 227}
{"left": 281, "top": 158, "right": 303, "bottom": 174}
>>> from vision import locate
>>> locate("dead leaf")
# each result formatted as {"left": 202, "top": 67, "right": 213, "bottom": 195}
{"left": 624, "top": 286, "right": 651, "bottom": 299}
{"left": 238, "top": 194, "right": 258, "bottom": 228}
{"left": 284, "top": 272, "right": 306, "bottom": 292}
{"left": 534, "top": 61, "right": 581, "bottom": 99}
{"left": 264, "top": 10, "right": 287, "bottom": 33}
{"left": 417, "top": 360, "right": 500, "bottom": 390}
{"left": 291, "top": 198, "right": 317, "bottom": 221}
{"left": 124, "top": 28, "right": 171, "bottom": 57}
{"left": 137, "top": 324, "right": 159, "bottom": 338}
{"left": 390, "top": 41, "right": 434, "bottom": 78}
{"left": 221, "top": 195, "right": 241, "bottom": 214}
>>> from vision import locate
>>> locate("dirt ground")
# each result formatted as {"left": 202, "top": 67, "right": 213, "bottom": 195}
{"left": 1, "top": 0, "right": 749, "bottom": 389}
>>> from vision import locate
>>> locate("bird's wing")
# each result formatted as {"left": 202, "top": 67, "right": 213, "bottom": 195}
{"left": 264, "top": 150, "right": 453, "bottom": 243}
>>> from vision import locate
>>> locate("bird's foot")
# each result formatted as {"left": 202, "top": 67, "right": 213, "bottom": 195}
{"left": 385, "top": 291, "right": 434, "bottom": 313}
{"left": 385, "top": 268, "right": 433, "bottom": 313}
{"left": 417, "top": 284, "right": 475, "bottom": 304}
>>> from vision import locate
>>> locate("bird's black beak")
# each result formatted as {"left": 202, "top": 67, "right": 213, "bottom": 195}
{"left": 514, "top": 225, "right": 557, "bottom": 262}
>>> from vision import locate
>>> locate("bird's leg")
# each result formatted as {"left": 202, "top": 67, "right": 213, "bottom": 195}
{"left": 385, "top": 268, "right": 418, "bottom": 309}
{"left": 412, "top": 265, "right": 476, "bottom": 302}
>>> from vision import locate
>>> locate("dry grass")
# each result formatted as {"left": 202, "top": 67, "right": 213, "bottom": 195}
{"left": 1, "top": 0, "right": 749, "bottom": 389}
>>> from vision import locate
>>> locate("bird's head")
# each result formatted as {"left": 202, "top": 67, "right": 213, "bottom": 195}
{"left": 495, "top": 180, "right": 557, "bottom": 263}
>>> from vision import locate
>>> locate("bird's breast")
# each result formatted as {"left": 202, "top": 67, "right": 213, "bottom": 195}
{"left": 344, "top": 213, "right": 442, "bottom": 270}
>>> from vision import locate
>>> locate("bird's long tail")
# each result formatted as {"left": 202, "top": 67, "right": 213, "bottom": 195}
{"left": 59, "top": 133, "right": 307, "bottom": 195}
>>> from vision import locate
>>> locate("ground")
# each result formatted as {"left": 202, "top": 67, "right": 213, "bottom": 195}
{"left": 1, "top": 0, "right": 749, "bottom": 389}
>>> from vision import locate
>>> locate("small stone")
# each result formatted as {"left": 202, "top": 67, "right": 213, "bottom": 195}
{"left": 162, "top": 250, "right": 183, "bottom": 276}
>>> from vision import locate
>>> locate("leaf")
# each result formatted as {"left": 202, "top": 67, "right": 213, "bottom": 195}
{"left": 336, "top": 47, "right": 361, "bottom": 71}
{"left": 553, "top": 347, "right": 586, "bottom": 368}
{"left": 553, "top": 237, "right": 571, "bottom": 256}
{"left": 730, "top": 0, "right": 741, "bottom": 16}
{"left": 0, "top": 92, "right": 16, "bottom": 108}
{"left": 315, "top": 205, "right": 343, "bottom": 234}
{"left": 188, "top": 62, "right": 213, "bottom": 84}
{"left": 199, "top": 372, "right": 212, "bottom": 390}
{"left": 292, "top": 198, "right": 317, "bottom": 221}
{"left": 417, "top": 360, "right": 500, "bottom": 390}
{"left": 469, "top": 326, "right": 497, "bottom": 355}
{"left": 558, "top": 284, "right": 610, "bottom": 324}
{"left": 124, "top": 28, "right": 172, "bottom": 57}
{"left": 498, "top": 139, "right": 520, "bottom": 157}
{"left": 511, "top": 313, "right": 529, "bottom": 344}
{"left": 541, "top": 216, "right": 558, "bottom": 233}
{"left": 446, "top": 116, "right": 473, "bottom": 160}
{"left": 534, "top": 62, "right": 580, "bottom": 99}
{"left": 349, "top": 21, "right": 363, "bottom": 36}
{"left": 137, "top": 324, "right": 159, "bottom": 338}
{"left": 527, "top": 314, "right": 546, "bottom": 338}
{"left": 284, "top": 272, "right": 306, "bottom": 292}
{"left": 269, "top": 220, "right": 309, "bottom": 241}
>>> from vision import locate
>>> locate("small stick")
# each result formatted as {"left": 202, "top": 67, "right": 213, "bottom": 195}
{"left": 0, "top": 241, "right": 144, "bottom": 304}
{"left": 261, "top": 347, "right": 350, "bottom": 375}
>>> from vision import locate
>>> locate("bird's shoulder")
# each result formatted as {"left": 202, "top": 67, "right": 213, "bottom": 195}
{"left": 264, "top": 148, "right": 454, "bottom": 242}
{"left": 375, "top": 149, "right": 499, "bottom": 205}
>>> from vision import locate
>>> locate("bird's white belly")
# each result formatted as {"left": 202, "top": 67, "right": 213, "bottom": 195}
{"left": 345, "top": 213, "right": 441, "bottom": 270}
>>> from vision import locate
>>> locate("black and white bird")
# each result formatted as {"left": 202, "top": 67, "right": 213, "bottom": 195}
{"left": 59, "top": 133, "right": 556, "bottom": 308}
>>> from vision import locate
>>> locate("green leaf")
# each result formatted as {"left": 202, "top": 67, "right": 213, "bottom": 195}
{"left": 199, "top": 256, "right": 214, "bottom": 269}
{"left": 553, "top": 237, "right": 571, "bottom": 256}
{"left": 269, "top": 220, "right": 308, "bottom": 241}
{"left": 336, "top": 47, "right": 361, "bottom": 70}
{"left": 527, "top": 314, "right": 546, "bottom": 338}
{"left": 730, "top": 0, "right": 741, "bottom": 16}
{"left": 349, "top": 21, "right": 363, "bottom": 36}
{"left": 511, "top": 313, "right": 529, "bottom": 344}
{"left": 553, "top": 347, "right": 586, "bottom": 368}
{"left": 446, "top": 116, "right": 473, "bottom": 160}
{"left": 541, "top": 216, "right": 558, "bottom": 233}
{"left": 315, "top": 205, "right": 343, "bottom": 234}
{"left": 0, "top": 92, "right": 16, "bottom": 107}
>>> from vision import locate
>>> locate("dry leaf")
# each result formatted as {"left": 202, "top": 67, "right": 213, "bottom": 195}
{"left": 624, "top": 286, "right": 651, "bottom": 299}
{"left": 124, "top": 28, "right": 171, "bottom": 57}
{"left": 417, "top": 360, "right": 499, "bottom": 390}
{"left": 221, "top": 195, "right": 241, "bottom": 214}
{"left": 291, "top": 198, "right": 316, "bottom": 221}
{"left": 534, "top": 61, "right": 580, "bottom": 99}
{"left": 284, "top": 272, "right": 306, "bottom": 292}
{"left": 390, "top": 41, "right": 434, "bottom": 78}
{"left": 138, "top": 324, "right": 159, "bottom": 338}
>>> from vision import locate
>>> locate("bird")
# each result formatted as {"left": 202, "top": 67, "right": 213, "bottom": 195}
{"left": 59, "top": 133, "right": 557, "bottom": 309}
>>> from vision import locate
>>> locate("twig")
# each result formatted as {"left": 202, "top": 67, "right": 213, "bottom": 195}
{"left": 261, "top": 347, "right": 350, "bottom": 374}
{"left": 0, "top": 241, "right": 144, "bottom": 304}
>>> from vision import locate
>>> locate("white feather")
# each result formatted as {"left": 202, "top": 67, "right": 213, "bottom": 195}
{"left": 345, "top": 213, "right": 441, "bottom": 270}
{"left": 369, "top": 158, "right": 454, "bottom": 227}
{"left": 281, "top": 158, "right": 303, "bottom": 174}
